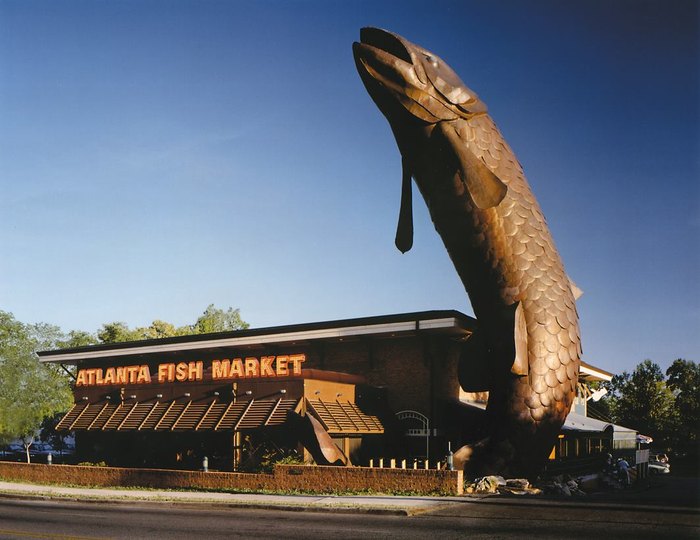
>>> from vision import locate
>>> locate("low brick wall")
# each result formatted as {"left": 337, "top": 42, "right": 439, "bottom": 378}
{"left": 274, "top": 464, "right": 462, "bottom": 495}
{"left": 0, "top": 462, "right": 462, "bottom": 496}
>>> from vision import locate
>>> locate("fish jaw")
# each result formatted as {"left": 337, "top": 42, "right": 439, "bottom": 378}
{"left": 353, "top": 27, "right": 486, "bottom": 124}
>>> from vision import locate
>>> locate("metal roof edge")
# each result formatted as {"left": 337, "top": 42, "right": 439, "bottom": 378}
{"left": 38, "top": 309, "right": 476, "bottom": 363}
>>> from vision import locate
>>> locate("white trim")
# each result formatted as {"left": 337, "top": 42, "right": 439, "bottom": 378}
{"left": 40, "top": 317, "right": 465, "bottom": 364}
{"left": 579, "top": 363, "right": 613, "bottom": 382}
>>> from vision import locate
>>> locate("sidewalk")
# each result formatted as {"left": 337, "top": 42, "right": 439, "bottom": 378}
{"left": 0, "top": 478, "right": 697, "bottom": 516}
{"left": 0, "top": 481, "right": 455, "bottom": 516}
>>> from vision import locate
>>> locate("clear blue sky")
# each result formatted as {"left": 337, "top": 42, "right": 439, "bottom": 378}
{"left": 1, "top": 1, "right": 697, "bottom": 375}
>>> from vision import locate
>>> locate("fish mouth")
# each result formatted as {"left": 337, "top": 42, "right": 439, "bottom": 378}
{"left": 352, "top": 28, "right": 416, "bottom": 91}
{"left": 357, "top": 27, "right": 412, "bottom": 64}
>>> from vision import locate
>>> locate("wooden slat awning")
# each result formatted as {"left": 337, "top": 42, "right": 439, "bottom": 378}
{"left": 306, "top": 399, "right": 384, "bottom": 434}
{"left": 57, "top": 398, "right": 385, "bottom": 435}
{"left": 55, "top": 399, "right": 301, "bottom": 432}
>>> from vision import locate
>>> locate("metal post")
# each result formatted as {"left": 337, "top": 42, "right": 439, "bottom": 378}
{"left": 447, "top": 441, "right": 454, "bottom": 471}
{"left": 47, "top": 453, "right": 52, "bottom": 465}
{"left": 426, "top": 419, "right": 430, "bottom": 462}
{"left": 202, "top": 456, "right": 208, "bottom": 472}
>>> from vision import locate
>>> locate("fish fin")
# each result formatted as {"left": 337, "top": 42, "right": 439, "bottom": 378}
{"left": 458, "top": 329, "right": 491, "bottom": 391}
{"left": 395, "top": 157, "right": 414, "bottom": 253}
{"left": 511, "top": 302, "right": 529, "bottom": 376}
{"left": 568, "top": 276, "right": 583, "bottom": 300}
{"left": 435, "top": 122, "right": 507, "bottom": 209}
{"left": 459, "top": 302, "right": 528, "bottom": 390}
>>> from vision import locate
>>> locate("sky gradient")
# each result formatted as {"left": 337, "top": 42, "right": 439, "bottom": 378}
{"left": 1, "top": 0, "right": 697, "bottom": 374}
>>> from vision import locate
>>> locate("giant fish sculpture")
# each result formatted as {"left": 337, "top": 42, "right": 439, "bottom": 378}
{"left": 353, "top": 28, "right": 582, "bottom": 477}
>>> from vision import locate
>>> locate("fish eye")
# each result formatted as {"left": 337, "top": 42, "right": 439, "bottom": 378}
{"left": 425, "top": 54, "right": 439, "bottom": 68}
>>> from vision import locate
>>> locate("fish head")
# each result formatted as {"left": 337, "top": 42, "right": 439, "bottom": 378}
{"left": 353, "top": 27, "right": 487, "bottom": 126}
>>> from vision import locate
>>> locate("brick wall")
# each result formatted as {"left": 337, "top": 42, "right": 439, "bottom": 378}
{"left": 0, "top": 462, "right": 462, "bottom": 496}
{"left": 274, "top": 465, "right": 462, "bottom": 495}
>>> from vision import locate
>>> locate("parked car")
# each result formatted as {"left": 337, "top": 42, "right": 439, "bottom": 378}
{"left": 649, "top": 459, "right": 671, "bottom": 474}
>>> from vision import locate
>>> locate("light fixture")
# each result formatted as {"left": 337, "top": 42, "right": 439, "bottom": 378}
{"left": 129, "top": 394, "right": 137, "bottom": 400}
{"left": 314, "top": 390, "right": 321, "bottom": 395}
{"left": 156, "top": 393, "right": 163, "bottom": 399}
{"left": 105, "top": 396, "right": 111, "bottom": 400}
{"left": 336, "top": 393, "right": 343, "bottom": 398}
{"left": 82, "top": 396, "right": 88, "bottom": 401}
{"left": 213, "top": 391, "right": 220, "bottom": 396}
{"left": 279, "top": 389, "right": 287, "bottom": 394}
{"left": 245, "top": 390, "right": 252, "bottom": 396}
{"left": 184, "top": 392, "right": 191, "bottom": 398}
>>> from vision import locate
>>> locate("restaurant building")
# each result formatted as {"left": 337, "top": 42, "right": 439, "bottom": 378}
{"left": 38, "top": 310, "right": 618, "bottom": 471}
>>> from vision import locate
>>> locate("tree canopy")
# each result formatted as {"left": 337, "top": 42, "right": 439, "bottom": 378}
{"left": 0, "top": 311, "right": 73, "bottom": 460}
{"left": 593, "top": 358, "right": 699, "bottom": 460}
{"left": 96, "top": 304, "right": 249, "bottom": 344}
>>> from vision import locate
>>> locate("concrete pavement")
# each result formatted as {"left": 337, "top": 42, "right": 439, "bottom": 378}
{"left": 0, "top": 477, "right": 697, "bottom": 517}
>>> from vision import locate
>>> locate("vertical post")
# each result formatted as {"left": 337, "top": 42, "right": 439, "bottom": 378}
{"left": 426, "top": 419, "right": 430, "bottom": 462}
{"left": 203, "top": 456, "right": 209, "bottom": 472}
{"left": 47, "top": 453, "right": 52, "bottom": 465}
{"left": 447, "top": 441, "right": 454, "bottom": 471}
{"left": 233, "top": 431, "right": 242, "bottom": 471}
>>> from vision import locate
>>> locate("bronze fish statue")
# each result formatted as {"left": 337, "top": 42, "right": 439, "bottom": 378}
{"left": 353, "top": 28, "right": 582, "bottom": 477}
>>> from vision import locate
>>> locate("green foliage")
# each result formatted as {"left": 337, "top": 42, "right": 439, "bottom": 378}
{"left": 97, "top": 322, "right": 140, "bottom": 344}
{"left": 59, "top": 330, "right": 98, "bottom": 349}
{"left": 0, "top": 311, "right": 73, "bottom": 459}
{"left": 665, "top": 359, "right": 700, "bottom": 455}
{"left": 192, "top": 305, "right": 249, "bottom": 334}
{"left": 97, "top": 305, "right": 249, "bottom": 344}
{"left": 600, "top": 358, "right": 698, "bottom": 456}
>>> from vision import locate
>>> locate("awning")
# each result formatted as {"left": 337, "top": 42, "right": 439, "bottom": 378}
{"left": 306, "top": 399, "right": 384, "bottom": 434}
{"left": 563, "top": 411, "right": 637, "bottom": 442}
{"left": 56, "top": 398, "right": 385, "bottom": 435}
{"left": 56, "top": 399, "right": 301, "bottom": 432}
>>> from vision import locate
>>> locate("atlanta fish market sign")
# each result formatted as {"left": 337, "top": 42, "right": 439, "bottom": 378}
{"left": 75, "top": 354, "right": 306, "bottom": 386}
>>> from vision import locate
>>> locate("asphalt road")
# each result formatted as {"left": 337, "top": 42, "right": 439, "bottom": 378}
{"left": 0, "top": 497, "right": 698, "bottom": 539}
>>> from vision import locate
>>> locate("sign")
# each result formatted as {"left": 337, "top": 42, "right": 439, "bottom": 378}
{"left": 75, "top": 354, "right": 306, "bottom": 387}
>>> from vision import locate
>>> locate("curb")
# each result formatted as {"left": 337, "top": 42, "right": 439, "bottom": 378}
{"left": 0, "top": 490, "right": 413, "bottom": 516}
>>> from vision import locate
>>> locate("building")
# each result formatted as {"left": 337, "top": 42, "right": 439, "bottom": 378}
{"left": 38, "top": 310, "right": 620, "bottom": 472}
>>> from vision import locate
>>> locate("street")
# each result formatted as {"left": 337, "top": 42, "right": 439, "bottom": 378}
{"left": 0, "top": 496, "right": 697, "bottom": 539}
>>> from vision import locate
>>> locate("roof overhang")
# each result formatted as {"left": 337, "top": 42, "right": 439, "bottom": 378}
{"left": 579, "top": 361, "right": 613, "bottom": 382}
{"left": 38, "top": 310, "right": 474, "bottom": 365}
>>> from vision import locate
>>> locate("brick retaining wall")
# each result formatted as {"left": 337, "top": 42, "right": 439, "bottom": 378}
{"left": 0, "top": 462, "right": 462, "bottom": 496}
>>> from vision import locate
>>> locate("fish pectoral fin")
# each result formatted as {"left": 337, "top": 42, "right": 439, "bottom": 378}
{"left": 435, "top": 122, "right": 507, "bottom": 209}
{"left": 460, "top": 303, "right": 528, "bottom": 389}
{"left": 511, "top": 302, "right": 529, "bottom": 376}
{"left": 395, "top": 157, "right": 414, "bottom": 253}
{"left": 458, "top": 329, "right": 492, "bottom": 391}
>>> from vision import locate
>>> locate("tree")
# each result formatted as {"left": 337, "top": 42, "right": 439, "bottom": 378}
{"left": 59, "top": 330, "right": 98, "bottom": 349}
{"left": 0, "top": 311, "right": 73, "bottom": 462}
{"left": 97, "top": 321, "right": 141, "bottom": 344}
{"left": 192, "top": 304, "right": 249, "bottom": 334}
{"left": 96, "top": 305, "right": 249, "bottom": 344}
{"left": 603, "top": 360, "right": 678, "bottom": 448}
{"left": 665, "top": 359, "right": 700, "bottom": 457}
